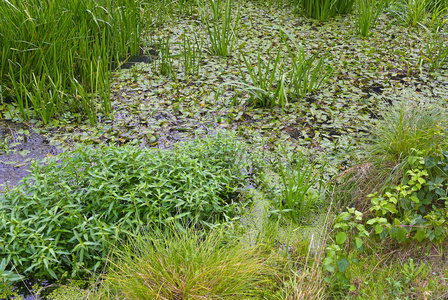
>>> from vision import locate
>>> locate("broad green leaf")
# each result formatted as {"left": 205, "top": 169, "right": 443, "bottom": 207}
{"left": 336, "top": 232, "right": 347, "bottom": 245}
{"left": 337, "top": 258, "right": 350, "bottom": 273}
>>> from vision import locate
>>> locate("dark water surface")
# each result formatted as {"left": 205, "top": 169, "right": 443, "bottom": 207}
{"left": 0, "top": 120, "right": 62, "bottom": 191}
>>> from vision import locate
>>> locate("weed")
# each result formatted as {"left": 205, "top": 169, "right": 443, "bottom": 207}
{"left": 202, "top": 0, "right": 240, "bottom": 57}
{"left": 0, "top": 0, "right": 144, "bottom": 123}
{"left": 276, "top": 145, "right": 323, "bottom": 224}
{"left": 103, "top": 225, "right": 271, "bottom": 299}
{"left": 281, "top": 28, "right": 332, "bottom": 100}
{"left": 230, "top": 48, "right": 287, "bottom": 108}
{"left": 180, "top": 32, "right": 204, "bottom": 79}
{"left": 0, "top": 133, "right": 253, "bottom": 280}
{"left": 420, "top": 9, "right": 448, "bottom": 71}
{"left": 356, "top": 0, "right": 386, "bottom": 37}
{"left": 392, "top": 0, "right": 430, "bottom": 27}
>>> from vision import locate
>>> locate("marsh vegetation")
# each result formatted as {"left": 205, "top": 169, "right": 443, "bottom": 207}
{"left": 1, "top": 0, "right": 448, "bottom": 298}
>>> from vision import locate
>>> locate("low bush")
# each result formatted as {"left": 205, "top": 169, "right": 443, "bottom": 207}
{"left": 0, "top": 133, "right": 253, "bottom": 281}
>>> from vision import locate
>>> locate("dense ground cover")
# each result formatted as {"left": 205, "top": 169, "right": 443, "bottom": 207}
{"left": 1, "top": 0, "right": 448, "bottom": 298}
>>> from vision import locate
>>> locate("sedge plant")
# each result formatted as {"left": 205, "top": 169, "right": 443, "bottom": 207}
{"left": 0, "top": 0, "right": 144, "bottom": 124}
{"left": 356, "top": 0, "right": 386, "bottom": 37}
{"left": 281, "top": 29, "right": 332, "bottom": 100}
{"left": 392, "top": 0, "right": 430, "bottom": 27}
{"left": 102, "top": 224, "right": 271, "bottom": 299}
{"left": 334, "top": 99, "right": 448, "bottom": 210}
{"left": 420, "top": 9, "right": 448, "bottom": 71}
{"left": 202, "top": 0, "right": 240, "bottom": 57}
{"left": 229, "top": 48, "right": 288, "bottom": 108}
{"left": 276, "top": 145, "right": 323, "bottom": 225}
{"left": 181, "top": 32, "right": 204, "bottom": 79}
{"left": 295, "top": 0, "right": 355, "bottom": 20}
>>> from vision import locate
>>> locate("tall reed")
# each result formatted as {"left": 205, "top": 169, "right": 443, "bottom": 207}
{"left": 202, "top": 0, "right": 240, "bottom": 57}
{"left": 356, "top": 0, "right": 385, "bottom": 37}
{"left": 0, "top": 0, "right": 146, "bottom": 124}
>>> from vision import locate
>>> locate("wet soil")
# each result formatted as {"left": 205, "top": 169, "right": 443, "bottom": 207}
{"left": 0, "top": 120, "right": 62, "bottom": 191}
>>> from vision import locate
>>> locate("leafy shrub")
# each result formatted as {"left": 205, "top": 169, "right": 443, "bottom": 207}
{"left": 326, "top": 150, "right": 448, "bottom": 290}
{"left": 0, "top": 134, "right": 252, "bottom": 281}
{"left": 101, "top": 225, "right": 271, "bottom": 299}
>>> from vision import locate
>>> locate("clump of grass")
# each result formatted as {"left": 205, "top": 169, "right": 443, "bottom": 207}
{"left": 202, "top": 0, "right": 240, "bottom": 57}
{"left": 281, "top": 28, "right": 332, "bottom": 100}
{"left": 420, "top": 9, "right": 448, "bottom": 71}
{"left": 356, "top": 0, "right": 386, "bottom": 37}
{"left": 294, "top": 0, "right": 355, "bottom": 20}
{"left": 180, "top": 32, "right": 204, "bottom": 79}
{"left": 102, "top": 225, "right": 271, "bottom": 299}
{"left": 230, "top": 48, "right": 287, "bottom": 108}
{"left": 368, "top": 100, "right": 448, "bottom": 169}
{"left": 158, "top": 35, "right": 177, "bottom": 78}
{"left": 276, "top": 146, "right": 323, "bottom": 224}
{"left": 392, "top": 0, "right": 430, "bottom": 27}
{"left": 333, "top": 100, "right": 448, "bottom": 210}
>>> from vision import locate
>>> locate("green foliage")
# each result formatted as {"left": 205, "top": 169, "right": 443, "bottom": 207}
{"left": 0, "top": 258, "right": 23, "bottom": 298}
{"left": 180, "top": 32, "right": 204, "bottom": 79}
{"left": 0, "top": 134, "right": 252, "bottom": 281}
{"left": 323, "top": 208, "right": 368, "bottom": 290}
{"left": 368, "top": 100, "right": 448, "bottom": 171}
{"left": 327, "top": 150, "right": 448, "bottom": 292}
{"left": 281, "top": 28, "right": 333, "bottom": 100}
{"left": 102, "top": 225, "right": 271, "bottom": 299}
{"left": 158, "top": 35, "right": 176, "bottom": 78}
{"left": 0, "top": 137, "right": 10, "bottom": 154}
{"left": 367, "top": 151, "right": 448, "bottom": 243}
{"left": 232, "top": 48, "right": 288, "bottom": 108}
{"left": 392, "top": 0, "right": 430, "bottom": 27}
{"left": 295, "top": 0, "right": 355, "bottom": 20}
{"left": 420, "top": 9, "right": 448, "bottom": 71}
{"left": 295, "top": 0, "right": 338, "bottom": 20}
{"left": 0, "top": 0, "right": 145, "bottom": 123}
{"left": 356, "top": 0, "right": 386, "bottom": 37}
{"left": 275, "top": 145, "right": 323, "bottom": 224}
{"left": 202, "top": 0, "right": 240, "bottom": 57}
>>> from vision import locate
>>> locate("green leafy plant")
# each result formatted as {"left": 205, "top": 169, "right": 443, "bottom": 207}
{"left": 202, "top": 0, "right": 240, "bottom": 57}
{"left": 295, "top": 0, "right": 354, "bottom": 20}
{"left": 102, "top": 225, "right": 271, "bottom": 299}
{"left": 420, "top": 9, "right": 448, "bottom": 71}
{"left": 180, "top": 32, "right": 204, "bottom": 79}
{"left": 158, "top": 35, "right": 176, "bottom": 78}
{"left": 366, "top": 151, "right": 448, "bottom": 244}
{"left": 336, "top": 0, "right": 356, "bottom": 14}
{"left": 295, "top": 0, "right": 338, "bottom": 20}
{"left": 392, "top": 0, "right": 430, "bottom": 27}
{"left": 356, "top": 0, "right": 386, "bottom": 37}
{"left": 275, "top": 145, "right": 323, "bottom": 224}
{"left": 0, "top": 0, "right": 144, "bottom": 123}
{"left": 230, "top": 48, "right": 287, "bottom": 108}
{"left": 368, "top": 101, "right": 448, "bottom": 171}
{"left": 329, "top": 150, "right": 448, "bottom": 293}
{"left": 0, "top": 137, "right": 10, "bottom": 154}
{"left": 324, "top": 208, "right": 368, "bottom": 290}
{"left": 0, "top": 258, "right": 23, "bottom": 298}
{"left": 0, "top": 134, "right": 253, "bottom": 281}
{"left": 281, "top": 29, "right": 333, "bottom": 100}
